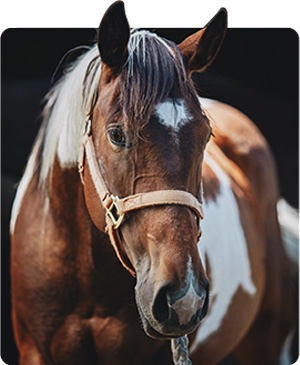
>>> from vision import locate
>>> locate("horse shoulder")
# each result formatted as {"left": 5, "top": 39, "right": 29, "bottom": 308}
{"left": 10, "top": 163, "right": 92, "bottom": 360}
{"left": 11, "top": 161, "right": 151, "bottom": 364}
{"left": 11, "top": 168, "right": 80, "bottom": 283}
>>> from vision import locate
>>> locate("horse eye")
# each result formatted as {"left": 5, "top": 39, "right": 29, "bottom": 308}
{"left": 108, "top": 126, "right": 126, "bottom": 147}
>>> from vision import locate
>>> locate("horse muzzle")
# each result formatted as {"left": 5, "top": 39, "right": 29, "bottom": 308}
{"left": 136, "top": 278, "right": 209, "bottom": 339}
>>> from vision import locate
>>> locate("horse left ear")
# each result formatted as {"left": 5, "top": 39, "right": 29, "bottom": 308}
{"left": 178, "top": 8, "right": 227, "bottom": 73}
{"left": 98, "top": 1, "right": 130, "bottom": 71}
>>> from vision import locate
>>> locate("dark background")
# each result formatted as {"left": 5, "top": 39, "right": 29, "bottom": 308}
{"left": 1, "top": 28, "right": 298, "bottom": 364}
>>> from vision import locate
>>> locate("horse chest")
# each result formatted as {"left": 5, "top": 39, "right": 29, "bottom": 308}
{"left": 41, "top": 261, "right": 156, "bottom": 363}
{"left": 48, "top": 315, "right": 111, "bottom": 362}
{"left": 49, "top": 311, "right": 168, "bottom": 365}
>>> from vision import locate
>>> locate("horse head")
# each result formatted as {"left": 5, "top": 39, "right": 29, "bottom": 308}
{"left": 82, "top": 1, "right": 227, "bottom": 339}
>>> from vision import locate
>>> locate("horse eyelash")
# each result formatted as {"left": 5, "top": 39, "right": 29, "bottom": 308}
{"left": 207, "top": 130, "right": 215, "bottom": 143}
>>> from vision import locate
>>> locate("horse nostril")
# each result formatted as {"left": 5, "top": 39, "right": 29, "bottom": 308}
{"left": 152, "top": 281, "right": 209, "bottom": 325}
{"left": 152, "top": 285, "right": 172, "bottom": 323}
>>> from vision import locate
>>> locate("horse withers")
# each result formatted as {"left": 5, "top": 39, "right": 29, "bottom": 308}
{"left": 10, "top": 2, "right": 297, "bottom": 364}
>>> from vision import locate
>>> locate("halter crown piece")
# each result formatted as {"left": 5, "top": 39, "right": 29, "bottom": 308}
{"left": 78, "top": 118, "right": 204, "bottom": 276}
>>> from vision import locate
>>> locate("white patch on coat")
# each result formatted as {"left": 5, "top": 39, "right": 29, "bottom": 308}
{"left": 155, "top": 98, "right": 192, "bottom": 132}
{"left": 191, "top": 152, "right": 256, "bottom": 351}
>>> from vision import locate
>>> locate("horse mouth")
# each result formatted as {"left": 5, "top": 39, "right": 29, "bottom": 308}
{"left": 143, "top": 318, "right": 174, "bottom": 339}
{"left": 139, "top": 312, "right": 183, "bottom": 340}
{"left": 137, "top": 303, "right": 201, "bottom": 340}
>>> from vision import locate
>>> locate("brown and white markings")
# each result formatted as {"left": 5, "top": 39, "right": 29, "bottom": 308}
{"left": 10, "top": 2, "right": 297, "bottom": 364}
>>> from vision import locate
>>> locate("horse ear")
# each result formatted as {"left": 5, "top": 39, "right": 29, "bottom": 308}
{"left": 178, "top": 8, "right": 227, "bottom": 73}
{"left": 98, "top": 1, "right": 130, "bottom": 70}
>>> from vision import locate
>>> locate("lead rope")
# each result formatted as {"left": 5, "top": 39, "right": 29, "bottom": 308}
{"left": 171, "top": 335, "right": 192, "bottom": 365}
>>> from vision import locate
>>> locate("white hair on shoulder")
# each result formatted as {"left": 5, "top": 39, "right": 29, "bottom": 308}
{"left": 39, "top": 45, "right": 101, "bottom": 183}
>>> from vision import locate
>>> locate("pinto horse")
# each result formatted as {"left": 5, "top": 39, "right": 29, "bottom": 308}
{"left": 10, "top": 2, "right": 297, "bottom": 364}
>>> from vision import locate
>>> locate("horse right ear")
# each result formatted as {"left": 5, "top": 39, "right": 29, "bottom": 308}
{"left": 178, "top": 8, "right": 227, "bottom": 73}
{"left": 98, "top": 1, "right": 130, "bottom": 71}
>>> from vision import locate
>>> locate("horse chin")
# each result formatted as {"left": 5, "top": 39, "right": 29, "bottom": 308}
{"left": 137, "top": 303, "right": 198, "bottom": 340}
{"left": 142, "top": 319, "right": 174, "bottom": 340}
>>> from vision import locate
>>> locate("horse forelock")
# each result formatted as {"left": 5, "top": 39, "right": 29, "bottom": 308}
{"left": 120, "top": 30, "right": 200, "bottom": 135}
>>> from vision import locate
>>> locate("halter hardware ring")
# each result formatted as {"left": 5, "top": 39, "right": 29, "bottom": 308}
{"left": 83, "top": 119, "right": 92, "bottom": 136}
{"left": 105, "top": 195, "right": 125, "bottom": 229}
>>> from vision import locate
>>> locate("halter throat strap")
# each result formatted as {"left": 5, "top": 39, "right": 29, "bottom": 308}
{"left": 78, "top": 120, "right": 204, "bottom": 275}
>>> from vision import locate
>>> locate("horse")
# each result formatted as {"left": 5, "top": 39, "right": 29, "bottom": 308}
{"left": 10, "top": 1, "right": 297, "bottom": 364}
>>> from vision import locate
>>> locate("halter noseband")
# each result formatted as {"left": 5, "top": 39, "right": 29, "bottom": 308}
{"left": 78, "top": 119, "right": 204, "bottom": 276}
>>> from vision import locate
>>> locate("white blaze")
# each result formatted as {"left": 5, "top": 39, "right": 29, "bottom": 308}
{"left": 155, "top": 98, "right": 192, "bottom": 132}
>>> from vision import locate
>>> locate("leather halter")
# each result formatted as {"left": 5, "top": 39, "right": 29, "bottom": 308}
{"left": 79, "top": 119, "right": 204, "bottom": 276}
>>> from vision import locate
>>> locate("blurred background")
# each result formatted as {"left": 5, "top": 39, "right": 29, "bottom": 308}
{"left": 1, "top": 28, "right": 298, "bottom": 364}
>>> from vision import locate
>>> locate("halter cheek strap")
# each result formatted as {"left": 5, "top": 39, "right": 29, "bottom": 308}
{"left": 79, "top": 120, "right": 204, "bottom": 276}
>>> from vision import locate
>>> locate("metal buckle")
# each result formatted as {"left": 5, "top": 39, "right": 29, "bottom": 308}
{"left": 105, "top": 195, "right": 125, "bottom": 229}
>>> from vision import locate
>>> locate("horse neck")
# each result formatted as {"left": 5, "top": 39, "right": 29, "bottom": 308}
{"left": 48, "top": 159, "right": 134, "bottom": 290}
